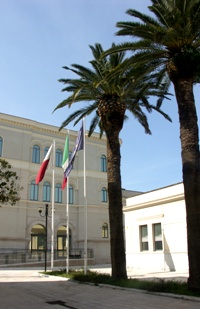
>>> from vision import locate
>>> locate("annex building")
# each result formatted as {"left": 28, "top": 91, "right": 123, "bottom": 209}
{"left": 124, "top": 182, "right": 189, "bottom": 273}
{"left": 0, "top": 113, "right": 111, "bottom": 266}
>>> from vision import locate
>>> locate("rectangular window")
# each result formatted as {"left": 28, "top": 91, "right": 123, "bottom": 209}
{"left": 101, "top": 155, "right": 107, "bottom": 172}
{"left": 32, "top": 145, "right": 40, "bottom": 163}
{"left": 55, "top": 184, "right": 62, "bottom": 203}
{"left": 69, "top": 185, "right": 74, "bottom": 204}
{"left": 101, "top": 188, "right": 107, "bottom": 202}
{"left": 43, "top": 182, "right": 51, "bottom": 202}
{"left": 56, "top": 149, "right": 63, "bottom": 167}
{"left": 140, "top": 225, "right": 149, "bottom": 251}
{"left": 153, "top": 223, "right": 163, "bottom": 251}
{"left": 30, "top": 182, "right": 38, "bottom": 201}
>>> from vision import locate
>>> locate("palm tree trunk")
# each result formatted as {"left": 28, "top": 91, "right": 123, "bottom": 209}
{"left": 173, "top": 78, "right": 200, "bottom": 291}
{"left": 106, "top": 128, "right": 127, "bottom": 280}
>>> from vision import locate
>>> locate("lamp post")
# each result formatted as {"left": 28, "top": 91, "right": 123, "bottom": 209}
{"left": 38, "top": 204, "right": 49, "bottom": 272}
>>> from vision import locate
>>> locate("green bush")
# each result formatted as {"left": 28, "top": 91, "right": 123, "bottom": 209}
{"left": 45, "top": 269, "right": 200, "bottom": 297}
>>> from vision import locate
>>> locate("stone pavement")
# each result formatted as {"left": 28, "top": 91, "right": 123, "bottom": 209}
{"left": 0, "top": 266, "right": 200, "bottom": 309}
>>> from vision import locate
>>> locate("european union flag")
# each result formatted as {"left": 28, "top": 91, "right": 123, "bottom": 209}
{"left": 63, "top": 122, "right": 84, "bottom": 179}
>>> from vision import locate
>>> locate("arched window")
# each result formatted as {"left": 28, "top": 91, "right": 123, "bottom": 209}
{"left": 56, "top": 149, "right": 63, "bottom": 167}
{"left": 55, "top": 183, "right": 62, "bottom": 203}
{"left": 57, "top": 226, "right": 72, "bottom": 258}
{"left": 0, "top": 136, "right": 3, "bottom": 157}
{"left": 101, "top": 187, "right": 107, "bottom": 202}
{"left": 43, "top": 182, "right": 51, "bottom": 202}
{"left": 32, "top": 145, "right": 40, "bottom": 163}
{"left": 30, "top": 180, "right": 38, "bottom": 201}
{"left": 69, "top": 185, "right": 74, "bottom": 204}
{"left": 30, "top": 224, "right": 46, "bottom": 251}
{"left": 102, "top": 222, "right": 109, "bottom": 238}
{"left": 101, "top": 155, "right": 107, "bottom": 172}
{"left": 44, "top": 146, "right": 49, "bottom": 157}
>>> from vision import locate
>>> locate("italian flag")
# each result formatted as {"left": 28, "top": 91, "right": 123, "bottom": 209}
{"left": 35, "top": 144, "right": 53, "bottom": 184}
{"left": 62, "top": 135, "right": 69, "bottom": 190}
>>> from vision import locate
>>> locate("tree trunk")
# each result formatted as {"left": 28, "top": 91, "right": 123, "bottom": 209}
{"left": 173, "top": 78, "right": 200, "bottom": 291}
{"left": 105, "top": 127, "right": 127, "bottom": 280}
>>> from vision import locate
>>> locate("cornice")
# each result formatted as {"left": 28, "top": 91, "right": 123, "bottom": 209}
{"left": 123, "top": 192, "right": 184, "bottom": 212}
{"left": 0, "top": 113, "right": 66, "bottom": 136}
{"left": 0, "top": 112, "right": 107, "bottom": 142}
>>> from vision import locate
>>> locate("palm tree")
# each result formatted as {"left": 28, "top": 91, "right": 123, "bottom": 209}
{"left": 54, "top": 43, "right": 170, "bottom": 280}
{"left": 106, "top": 0, "right": 200, "bottom": 290}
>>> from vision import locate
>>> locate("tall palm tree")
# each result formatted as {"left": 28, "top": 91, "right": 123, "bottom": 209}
{"left": 107, "top": 0, "right": 200, "bottom": 290}
{"left": 54, "top": 43, "right": 170, "bottom": 280}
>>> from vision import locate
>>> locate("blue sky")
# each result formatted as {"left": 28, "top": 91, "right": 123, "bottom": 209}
{"left": 0, "top": 0, "right": 199, "bottom": 192}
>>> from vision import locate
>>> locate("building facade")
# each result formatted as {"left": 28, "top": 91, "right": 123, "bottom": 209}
{"left": 124, "top": 183, "right": 189, "bottom": 273}
{"left": 0, "top": 113, "right": 110, "bottom": 265}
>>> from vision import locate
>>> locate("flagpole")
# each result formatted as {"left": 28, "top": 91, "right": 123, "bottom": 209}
{"left": 83, "top": 118, "right": 88, "bottom": 274}
{"left": 61, "top": 124, "right": 84, "bottom": 273}
{"left": 66, "top": 131, "right": 69, "bottom": 274}
{"left": 51, "top": 140, "right": 55, "bottom": 270}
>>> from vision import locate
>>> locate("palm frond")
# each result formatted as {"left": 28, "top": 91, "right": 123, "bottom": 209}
{"left": 70, "top": 64, "right": 97, "bottom": 80}
{"left": 58, "top": 103, "right": 98, "bottom": 131}
{"left": 126, "top": 9, "right": 162, "bottom": 27}
{"left": 148, "top": 104, "right": 172, "bottom": 122}
{"left": 59, "top": 110, "right": 85, "bottom": 131}
{"left": 128, "top": 104, "right": 151, "bottom": 134}
{"left": 149, "top": 0, "right": 175, "bottom": 28}
{"left": 55, "top": 41, "right": 171, "bottom": 137}
{"left": 89, "top": 43, "right": 104, "bottom": 61}
{"left": 88, "top": 113, "right": 100, "bottom": 136}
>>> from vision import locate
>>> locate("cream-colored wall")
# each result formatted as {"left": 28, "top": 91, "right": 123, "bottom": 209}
{"left": 0, "top": 113, "right": 110, "bottom": 264}
{"left": 124, "top": 183, "right": 189, "bottom": 273}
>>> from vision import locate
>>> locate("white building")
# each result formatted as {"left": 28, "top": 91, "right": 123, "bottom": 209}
{"left": 124, "top": 183, "right": 189, "bottom": 273}
{"left": 0, "top": 113, "right": 111, "bottom": 266}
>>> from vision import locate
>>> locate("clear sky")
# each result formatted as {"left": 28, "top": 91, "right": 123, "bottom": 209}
{"left": 0, "top": 0, "right": 199, "bottom": 192}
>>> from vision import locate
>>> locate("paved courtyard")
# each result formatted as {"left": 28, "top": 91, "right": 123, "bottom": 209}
{"left": 0, "top": 268, "right": 200, "bottom": 309}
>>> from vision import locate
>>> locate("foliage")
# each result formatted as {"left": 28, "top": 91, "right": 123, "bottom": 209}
{"left": 46, "top": 269, "right": 200, "bottom": 298}
{"left": 0, "top": 158, "right": 22, "bottom": 206}
{"left": 54, "top": 43, "right": 171, "bottom": 136}
{"left": 103, "top": 0, "right": 200, "bottom": 85}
